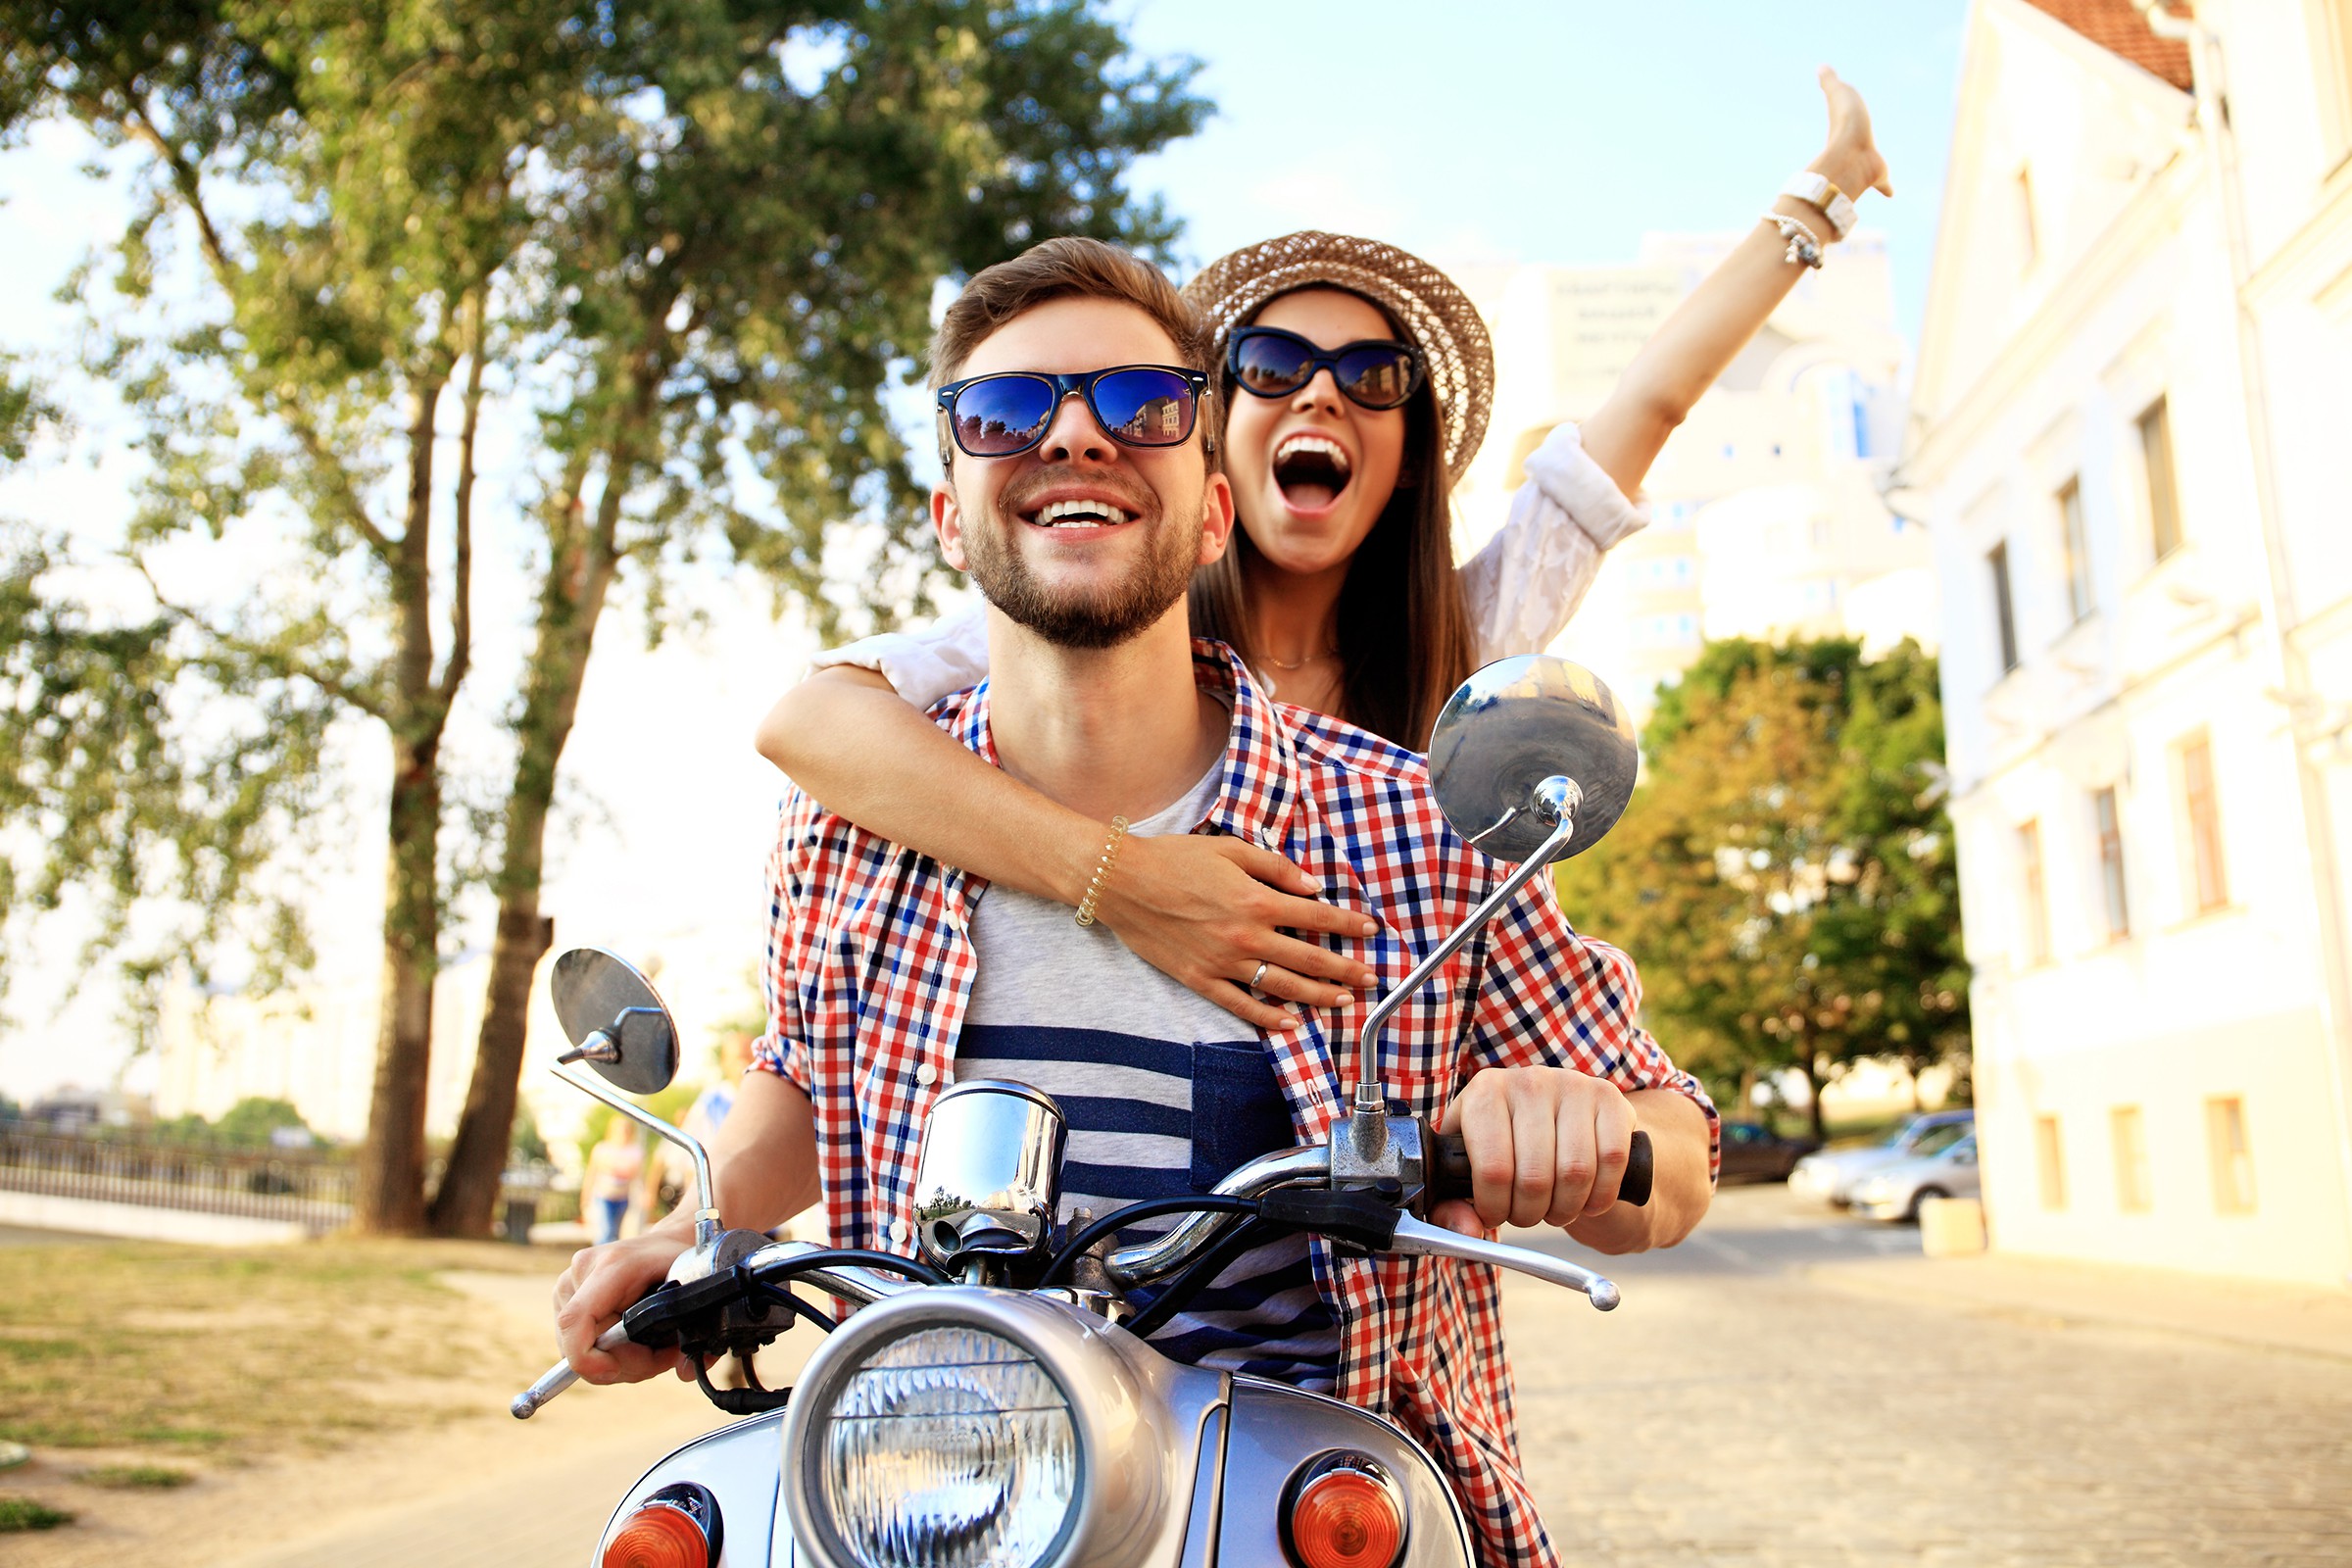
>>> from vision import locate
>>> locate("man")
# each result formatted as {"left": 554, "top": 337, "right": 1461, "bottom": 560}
{"left": 555, "top": 237, "right": 1717, "bottom": 1568}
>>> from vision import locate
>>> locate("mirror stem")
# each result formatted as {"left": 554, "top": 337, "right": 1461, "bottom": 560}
{"left": 1348, "top": 782, "right": 1582, "bottom": 1152}
{"left": 554, "top": 1065, "right": 722, "bottom": 1251}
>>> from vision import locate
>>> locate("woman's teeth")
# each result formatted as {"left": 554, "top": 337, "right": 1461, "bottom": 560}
{"left": 1031, "top": 499, "right": 1133, "bottom": 527}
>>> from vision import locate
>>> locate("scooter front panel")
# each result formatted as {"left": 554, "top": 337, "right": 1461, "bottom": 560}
{"left": 595, "top": 1410, "right": 789, "bottom": 1566}
{"left": 1220, "top": 1380, "right": 1476, "bottom": 1567}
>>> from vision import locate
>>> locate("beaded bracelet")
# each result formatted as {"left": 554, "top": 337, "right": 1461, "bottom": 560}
{"left": 1073, "top": 815, "right": 1132, "bottom": 928}
{"left": 1761, "top": 210, "right": 1826, "bottom": 270}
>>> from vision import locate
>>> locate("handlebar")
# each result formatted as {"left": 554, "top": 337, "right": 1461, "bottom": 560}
{"left": 1430, "top": 1128, "right": 1653, "bottom": 1209}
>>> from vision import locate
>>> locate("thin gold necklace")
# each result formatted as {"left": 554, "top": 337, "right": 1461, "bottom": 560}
{"left": 1262, "top": 647, "right": 1339, "bottom": 671}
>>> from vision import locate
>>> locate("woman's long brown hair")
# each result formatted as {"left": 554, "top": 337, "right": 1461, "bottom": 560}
{"left": 1189, "top": 312, "right": 1477, "bottom": 751}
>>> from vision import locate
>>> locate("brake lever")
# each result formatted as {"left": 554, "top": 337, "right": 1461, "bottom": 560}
{"left": 1385, "top": 1212, "right": 1623, "bottom": 1311}
{"left": 513, "top": 1320, "right": 630, "bottom": 1419}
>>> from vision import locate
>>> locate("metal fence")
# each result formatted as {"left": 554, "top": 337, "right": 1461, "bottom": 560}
{"left": 0, "top": 1123, "right": 356, "bottom": 1233}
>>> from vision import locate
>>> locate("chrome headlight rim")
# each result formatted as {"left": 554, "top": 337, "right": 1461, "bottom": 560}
{"left": 781, "top": 1288, "right": 1149, "bottom": 1568}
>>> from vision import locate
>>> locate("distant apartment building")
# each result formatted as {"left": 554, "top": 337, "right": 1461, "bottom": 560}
{"left": 1448, "top": 226, "right": 1933, "bottom": 717}
{"left": 1905, "top": 0, "right": 2352, "bottom": 1286}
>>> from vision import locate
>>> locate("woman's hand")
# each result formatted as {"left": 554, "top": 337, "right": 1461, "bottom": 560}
{"left": 1094, "top": 833, "right": 1381, "bottom": 1033}
{"left": 1813, "top": 65, "right": 1892, "bottom": 202}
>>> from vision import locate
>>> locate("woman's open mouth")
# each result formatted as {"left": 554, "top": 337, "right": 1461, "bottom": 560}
{"left": 1272, "top": 434, "right": 1352, "bottom": 512}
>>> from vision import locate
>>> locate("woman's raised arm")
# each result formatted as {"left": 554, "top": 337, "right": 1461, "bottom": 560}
{"left": 1580, "top": 66, "right": 1892, "bottom": 496}
{"left": 756, "top": 666, "right": 1379, "bottom": 1031}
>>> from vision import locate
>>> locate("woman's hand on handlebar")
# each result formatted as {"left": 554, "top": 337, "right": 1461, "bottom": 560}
{"left": 553, "top": 1230, "right": 695, "bottom": 1385}
{"left": 1433, "top": 1066, "right": 1638, "bottom": 1235}
{"left": 1093, "top": 833, "right": 1380, "bottom": 1033}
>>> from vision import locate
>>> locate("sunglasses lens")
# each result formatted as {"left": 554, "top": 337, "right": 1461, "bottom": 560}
{"left": 1336, "top": 346, "right": 1417, "bottom": 409}
{"left": 1090, "top": 368, "right": 1197, "bottom": 446}
{"left": 1232, "top": 332, "right": 1314, "bottom": 397}
{"left": 950, "top": 375, "right": 1055, "bottom": 456}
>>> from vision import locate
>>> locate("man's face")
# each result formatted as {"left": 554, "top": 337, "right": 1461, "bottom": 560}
{"left": 932, "top": 296, "right": 1235, "bottom": 649}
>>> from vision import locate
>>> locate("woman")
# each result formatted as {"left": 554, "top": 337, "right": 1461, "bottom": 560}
{"left": 758, "top": 68, "right": 1890, "bottom": 1028}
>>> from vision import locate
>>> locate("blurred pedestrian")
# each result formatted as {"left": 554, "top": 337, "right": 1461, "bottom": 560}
{"left": 582, "top": 1115, "right": 644, "bottom": 1246}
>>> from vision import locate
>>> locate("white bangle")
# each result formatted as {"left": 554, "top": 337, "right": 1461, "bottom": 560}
{"left": 1781, "top": 172, "right": 1858, "bottom": 238}
{"left": 1760, "top": 211, "right": 1825, "bottom": 270}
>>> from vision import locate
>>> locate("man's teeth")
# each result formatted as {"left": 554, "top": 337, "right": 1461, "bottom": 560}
{"left": 1275, "top": 434, "right": 1351, "bottom": 475}
{"left": 1032, "top": 499, "right": 1133, "bottom": 527}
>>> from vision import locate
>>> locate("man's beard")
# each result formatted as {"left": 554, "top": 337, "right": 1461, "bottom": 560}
{"left": 957, "top": 473, "right": 1201, "bottom": 651}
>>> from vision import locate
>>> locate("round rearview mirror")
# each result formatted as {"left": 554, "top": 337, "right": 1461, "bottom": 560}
{"left": 1428, "top": 655, "right": 1639, "bottom": 864}
{"left": 549, "top": 948, "right": 680, "bottom": 1096}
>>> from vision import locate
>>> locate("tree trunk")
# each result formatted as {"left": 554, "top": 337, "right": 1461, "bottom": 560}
{"left": 353, "top": 743, "right": 441, "bottom": 1234}
{"left": 424, "top": 905, "right": 553, "bottom": 1236}
{"left": 427, "top": 422, "right": 635, "bottom": 1235}
{"left": 1800, "top": 1052, "right": 1829, "bottom": 1145}
{"left": 353, "top": 373, "right": 451, "bottom": 1236}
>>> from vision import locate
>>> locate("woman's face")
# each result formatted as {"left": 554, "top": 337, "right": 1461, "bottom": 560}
{"left": 1220, "top": 287, "right": 1410, "bottom": 581}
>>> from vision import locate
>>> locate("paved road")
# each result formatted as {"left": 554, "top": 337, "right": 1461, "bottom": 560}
{"left": 1503, "top": 1184, "right": 2352, "bottom": 1566}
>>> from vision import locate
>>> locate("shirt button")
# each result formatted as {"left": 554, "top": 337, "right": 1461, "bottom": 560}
{"left": 915, "top": 1062, "right": 938, "bottom": 1086}
{"left": 891, "top": 1218, "right": 910, "bottom": 1245}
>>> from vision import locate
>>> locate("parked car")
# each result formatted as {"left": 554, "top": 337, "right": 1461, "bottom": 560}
{"left": 1788, "top": 1109, "right": 1975, "bottom": 1207}
{"left": 1852, "top": 1133, "right": 1981, "bottom": 1221}
{"left": 1717, "top": 1119, "right": 1821, "bottom": 1183}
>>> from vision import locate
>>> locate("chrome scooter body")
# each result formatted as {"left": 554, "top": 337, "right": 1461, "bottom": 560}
{"left": 523, "top": 655, "right": 1646, "bottom": 1568}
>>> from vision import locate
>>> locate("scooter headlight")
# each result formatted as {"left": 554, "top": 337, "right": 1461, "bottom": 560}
{"left": 815, "top": 1324, "right": 1079, "bottom": 1568}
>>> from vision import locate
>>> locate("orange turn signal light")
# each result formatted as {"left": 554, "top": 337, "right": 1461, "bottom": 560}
{"left": 1288, "top": 1460, "right": 1404, "bottom": 1568}
{"left": 603, "top": 1498, "right": 712, "bottom": 1568}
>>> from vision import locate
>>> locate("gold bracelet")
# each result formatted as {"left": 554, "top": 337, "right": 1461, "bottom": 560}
{"left": 1073, "top": 815, "right": 1131, "bottom": 928}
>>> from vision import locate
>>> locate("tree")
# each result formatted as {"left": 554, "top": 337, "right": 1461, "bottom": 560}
{"left": 0, "top": 1, "right": 1206, "bottom": 1234}
{"left": 1555, "top": 638, "right": 1969, "bottom": 1140}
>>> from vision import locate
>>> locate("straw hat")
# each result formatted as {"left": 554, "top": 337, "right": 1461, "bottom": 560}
{"left": 1182, "top": 230, "right": 1495, "bottom": 482}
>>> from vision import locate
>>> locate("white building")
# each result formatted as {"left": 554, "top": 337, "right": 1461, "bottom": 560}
{"left": 1449, "top": 229, "right": 1933, "bottom": 717}
{"left": 1904, "top": 0, "right": 2352, "bottom": 1287}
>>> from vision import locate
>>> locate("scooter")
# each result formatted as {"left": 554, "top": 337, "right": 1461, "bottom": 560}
{"left": 515, "top": 654, "right": 1650, "bottom": 1568}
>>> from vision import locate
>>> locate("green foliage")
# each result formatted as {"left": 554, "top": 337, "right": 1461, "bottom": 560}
{"left": 0, "top": 1, "right": 1207, "bottom": 1073}
{"left": 0, "top": 1494, "right": 74, "bottom": 1531}
{"left": 1557, "top": 638, "right": 1969, "bottom": 1131}
{"left": 210, "top": 1095, "right": 313, "bottom": 1148}
{"left": 508, "top": 1107, "right": 548, "bottom": 1164}
{"left": 77, "top": 1463, "right": 192, "bottom": 1489}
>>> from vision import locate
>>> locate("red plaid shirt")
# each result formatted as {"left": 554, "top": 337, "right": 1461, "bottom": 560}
{"left": 754, "top": 642, "right": 1717, "bottom": 1568}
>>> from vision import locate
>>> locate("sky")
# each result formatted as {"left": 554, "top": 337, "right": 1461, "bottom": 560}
{"left": 0, "top": 1, "right": 1974, "bottom": 1102}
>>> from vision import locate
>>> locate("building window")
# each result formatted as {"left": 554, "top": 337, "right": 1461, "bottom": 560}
{"left": 2205, "top": 1096, "right": 2256, "bottom": 1214}
{"left": 2058, "top": 477, "right": 2092, "bottom": 622}
{"left": 2138, "top": 397, "right": 2182, "bottom": 562}
{"left": 2092, "top": 786, "right": 2130, "bottom": 940}
{"left": 2035, "top": 1114, "right": 2067, "bottom": 1210}
{"left": 2111, "top": 1105, "right": 2151, "bottom": 1212}
{"left": 2018, "top": 818, "right": 2051, "bottom": 964}
{"left": 2015, "top": 166, "right": 2040, "bottom": 270}
{"left": 1989, "top": 541, "right": 2020, "bottom": 674}
{"left": 2179, "top": 730, "right": 2229, "bottom": 913}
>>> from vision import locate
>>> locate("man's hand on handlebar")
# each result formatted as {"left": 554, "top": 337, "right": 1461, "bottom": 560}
{"left": 553, "top": 1229, "right": 695, "bottom": 1385}
{"left": 1434, "top": 1066, "right": 1638, "bottom": 1235}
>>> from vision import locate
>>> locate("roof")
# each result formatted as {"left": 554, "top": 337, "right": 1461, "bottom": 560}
{"left": 2018, "top": 0, "right": 2195, "bottom": 91}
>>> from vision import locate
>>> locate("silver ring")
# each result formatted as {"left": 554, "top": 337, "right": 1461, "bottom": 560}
{"left": 1250, "top": 960, "right": 1270, "bottom": 991}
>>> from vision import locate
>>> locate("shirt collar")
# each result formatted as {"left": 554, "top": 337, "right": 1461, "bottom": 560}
{"left": 945, "top": 639, "right": 1300, "bottom": 848}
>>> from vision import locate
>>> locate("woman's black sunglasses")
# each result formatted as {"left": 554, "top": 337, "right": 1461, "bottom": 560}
{"left": 935, "top": 366, "right": 1210, "bottom": 460}
{"left": 1226, "top": 326, "right": 1424, "bottom": 411}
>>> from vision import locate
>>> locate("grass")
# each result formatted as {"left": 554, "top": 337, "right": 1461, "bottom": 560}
{"left": 0, "top": 1239, "right": 560, "bottom": 1466}
{"left": 0, "top": 1495, "right": 74, "bottom": 1531}
{"left": 76, "top": 1463, "right": 193, "bottom": 1489}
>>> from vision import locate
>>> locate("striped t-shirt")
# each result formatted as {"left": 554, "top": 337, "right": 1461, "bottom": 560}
{"left": 956, "top": 755, "right": 1340, "bottom": 1390}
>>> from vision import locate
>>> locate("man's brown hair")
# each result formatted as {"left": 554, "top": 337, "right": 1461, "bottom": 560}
{"left": 929, "top": 237, "right": 1218, "bottom": 468}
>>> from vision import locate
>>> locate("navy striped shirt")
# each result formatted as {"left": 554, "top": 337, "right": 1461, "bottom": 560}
{"left": 957, "top": 761, "right": 1340, "bottom": 1389}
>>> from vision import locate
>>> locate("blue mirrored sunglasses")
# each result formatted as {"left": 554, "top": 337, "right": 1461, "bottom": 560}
{"left": 935, "top": 366, "right": 1210, "bottom": 460}
{"left": 1227, "top": 326, "right": 1423, "bottom": 411}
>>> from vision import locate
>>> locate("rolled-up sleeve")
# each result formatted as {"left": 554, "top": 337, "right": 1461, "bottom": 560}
{"left": 1464, "top": 873, "right": 1721, "bottom": 1182}
{"left": 1457, "top": 420, "right": 1652, "bottom": 664}
{"left": 807, "top": 600, "right": 989, "bottom": 710}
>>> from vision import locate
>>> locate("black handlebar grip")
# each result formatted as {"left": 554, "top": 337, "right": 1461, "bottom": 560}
{"left": 1430, "top": 1128, "right": 1653, "bottom": 1208}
